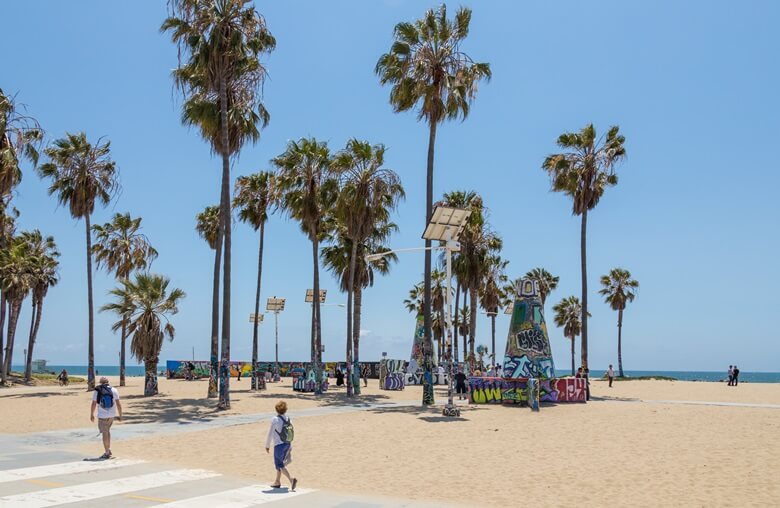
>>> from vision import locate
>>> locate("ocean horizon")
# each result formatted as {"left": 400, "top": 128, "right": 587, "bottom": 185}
{"left": 13, "top": 364, "right": 780, "bottom": 383}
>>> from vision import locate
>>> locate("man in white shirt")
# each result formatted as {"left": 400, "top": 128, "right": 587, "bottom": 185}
{"left": 606, "top": 365, "right": 615, "bottom": 388}
{"left": 90, "top": 377, "right": 122, "bottom": 459}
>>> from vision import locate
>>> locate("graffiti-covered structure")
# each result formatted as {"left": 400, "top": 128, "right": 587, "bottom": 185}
{"left": 503, "top": 278, "right": 555, "bottom": 379}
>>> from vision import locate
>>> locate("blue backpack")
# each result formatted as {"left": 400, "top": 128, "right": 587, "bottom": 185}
{"left": 96, "top": 385, "right": 114, "bottom": 410}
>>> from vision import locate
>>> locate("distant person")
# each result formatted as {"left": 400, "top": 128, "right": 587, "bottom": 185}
{"left": 495, "top": 365, "right": 502, "bottom": 378}
{"left": 362, "top": 364, "right": 368, "bottom": 387}
{"left": 733, "top": 366, "right": 740, "bottom": 386}
{"left": 606, "top": 365, "right": 615, "bottom": 388}
{"left": 486, "top": 365, "right": 495, "bottom": 377}
{"left": 584, "top": 368, "right": 591, "bottom": 400}
{"left": 727, "top": 365, "right": 734, "bottom": 386}
{"left": 57, "top": 369, "right": 69, "bottom": 386}
{"left": 454, "top": 368, "right": 468, "bottom": 400}
{"left": 90, "top": 377, "right": 122, "bottom": 460}
{"left": 237, "top": 365, "right": 242, "bottom": 381}
{"left": 575, "top": 367, "right": 583, "bottom": 379}
{"left": 335, "top": 368, "right": 344, "bottom": 387}
{"left": 265, "top": 401, "right": 297, "bottom": 492}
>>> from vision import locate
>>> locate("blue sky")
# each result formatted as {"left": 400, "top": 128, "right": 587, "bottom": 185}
{"left": 3, "top": 1, "right": 779, "bottom": 371}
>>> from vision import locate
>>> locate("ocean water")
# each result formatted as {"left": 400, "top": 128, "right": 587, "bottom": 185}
{"left": 15, "top": 365, "right": 780, "bottom": 383}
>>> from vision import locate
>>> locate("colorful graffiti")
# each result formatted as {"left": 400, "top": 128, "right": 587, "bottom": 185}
{"left": 379, "top": 358, "right": 405, "bottom": 391}
{"left": 468, "top": 376, "right": 586, "bottom": 404}
{"left": 503, "top": 278, "right": 555, "bottom": 380}
{"left": 292, "top": 369, "right": 329, "bottom": 392}
{"left": 166, "top": 360, "right": 383, "bottom": 380}
{"left": 409, "top": 315, "right": 426, "bottom": 366}
{"left": 539, "top": 378, "right": 587, "bottom": 403}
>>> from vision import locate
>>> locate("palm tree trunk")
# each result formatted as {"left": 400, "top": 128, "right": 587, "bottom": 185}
{"left": 580, "top": 209, "right": 588, "bottom": 371}
{"left": 24, "top": 299, "right": 37, "bottom": 381}
{"left": 144, "top": 358, "right": 159, "bottom": 396}
{"left": 251, "top": 223, "right": 265, "bottom": 391}
{"left": 570, "top": 334, "right": 575, "bottom": 376}
{"left": 218, "top": 72, "right": 232, "bottom": 410}
{"left": 30, "top": 297, "right": 44, "bottom": 377}
{"left": 453, "top": 281, "right": 460, "bottom": 364}
{"left": 491, "top": 313, "right": 496, "bottom": 367}
{"left": 469, "top": 288, "right": 477, "bottom": 358}
{"left": 421, "top": 121, "right": 437, "bottom": 406}
{"left": 119, "top": 319, "right": 127, "bottom": 387}
{"left": 312, "top": 236, "right": 323, "bottom": 394}
{"left": 617, "top": 308, "right": 624, "bottom": 377}
{"left": 352, "top": 284, "right": 362, "bottom": 395}
{"left": 0, "top": 292, "right": 5, "bottom": 384}
{"left": 345, "top": 242, "right": 357, "bottom": 397}
{"left": 5, "top": 301, "right": 21, "bottom": 378}
{"left": 86, "top": 214, "right": 96, "bottom": 390}
{"left": 208, "top": 229, "right": 222, "bottom": 398}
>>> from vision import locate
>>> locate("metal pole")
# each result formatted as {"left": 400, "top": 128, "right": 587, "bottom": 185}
{"left": 443, "top": 241, "right": 460, "bottom": 416}
{"left": 274, "top": 310, "right": 279, "bottom": 379}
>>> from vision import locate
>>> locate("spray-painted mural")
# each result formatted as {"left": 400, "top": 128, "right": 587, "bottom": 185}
{"left": 292, "top": 368, "right": 329, "bottom": 392}
{"left": 379, "top": 358, "right": 406, "bottom": 391}
{"left": 167, "top": 360, "right": 383, "bottom": 380}
{"left": 468, "top": 376, "right": 586, "bottom": 404}
{"left": 503, "top": 279, "right": 555, "bottom": 380}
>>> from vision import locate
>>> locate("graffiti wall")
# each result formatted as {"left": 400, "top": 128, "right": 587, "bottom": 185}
{"left": 503, "top": 279, "right": 556, "bottom": 379}
{"left": 167, "top": 360, "right": 382, "bottom": 379}
{"left": 468, "top": 376, "right": 586, "bottom": 404}
{"left": 292, "top": 369, "right": 329, "bottom": 392}
{"left": 539, "top": 378, "right": 587, "bottom": 403}
{"left": 379, "top": 358, "right": 405, "bottom": 391}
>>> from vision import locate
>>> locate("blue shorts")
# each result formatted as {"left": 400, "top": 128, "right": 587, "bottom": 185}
{"left": 273, "top": 443, "right": 291, "bottom": 470}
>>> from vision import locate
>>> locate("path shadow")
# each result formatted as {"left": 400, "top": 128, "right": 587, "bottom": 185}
{"left": 245, "top": 389, "right": 392, "bottom": 407}
{"left": 0, "top": 390, "right": 81, "bottom": 399}
{"left": 590, "top": 395, "right": 640, "bottom": 402}
{"left": 121, "top": 397, "right": 223, "bottom": 425}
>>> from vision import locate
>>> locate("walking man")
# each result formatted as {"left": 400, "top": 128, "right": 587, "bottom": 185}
{"left": 90, "top": 377, "right": 122, "bottom": 459}
{"left": 733, "top": 365, "right": 740, "bottom": 386}
{"left": 606, "top": 364, "right": 615, "bottom": 388}
{"left": 266, "top": 401, "right": 297, "bottom": 491}
{"left": 727, "top": 365, "right": 734, "bottom": 386}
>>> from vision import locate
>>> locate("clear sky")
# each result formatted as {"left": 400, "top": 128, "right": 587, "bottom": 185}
{"left": 3, "top": 1, "right": 779, "bottom": 372}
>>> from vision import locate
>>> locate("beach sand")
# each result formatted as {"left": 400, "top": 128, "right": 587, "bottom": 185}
{"left": 2, "top": 376, "right": 779, "bottom": 506}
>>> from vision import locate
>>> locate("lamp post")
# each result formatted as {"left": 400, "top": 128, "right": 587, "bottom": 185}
{"left": 367, "top": 205, "right": 470, "bottom": 415}
{"left": 266, "top": 297, "right": 285, "bottom": 380}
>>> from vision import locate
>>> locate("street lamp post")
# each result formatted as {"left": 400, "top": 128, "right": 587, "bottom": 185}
{"left": 266, "top": 297, "right": 285, "bottom": 381}
{"left": 367, "top": 205, "right": 470, "bottom": 416}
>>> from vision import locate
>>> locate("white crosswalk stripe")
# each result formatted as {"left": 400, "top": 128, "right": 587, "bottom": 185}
{"left": 0, "top": 459, "right": 145, "bottom": 483}
{"left": 0, "top": 468, "right": 220, "bottom": 508}
{"left": 155, "top": 485, "right": 315, "bottom": 507}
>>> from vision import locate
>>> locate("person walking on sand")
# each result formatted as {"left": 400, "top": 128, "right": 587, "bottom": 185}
{"left": 733, "top": 365, "right": 740, "bottom": 386}
{"left": 266, "top": 401, "right": 297, "bottom": 491}
{"left": 454, "top": 367, "right": 468, "bottom": 401}
{"left": 606, "top": 365, "right": 615, "bottom": 388}
{"left": 362, "top": 364, "right": 368, "bottom": 387}
{"left": 90, "top": 377, "right": 122, "bottom": 459}
{"left": 727, "top": 365, "right": 734, "bottom": 386}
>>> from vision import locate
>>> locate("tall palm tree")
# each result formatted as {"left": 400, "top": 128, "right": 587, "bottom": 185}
{"left": 92, "top": 213, "right": 157, "bottom": 387}
{"left": 403, "top": 269, "right": 448, "bottom": 367}
{"left": 332, "top": 139, "right": 404, "bottom": 396}
{"left": 322, "top": 221, "right": 398, "bottom": 395}
{"left": 377, "top": 5, "right": 490, "bottom": 405}
{"left": 233, "top": 171, "right": 278, "bottom": 390}
{"left": 553, "top": 296, "right": 584, "bottom": 376}
{"left": 21, "top": 231, "right": 59, "bottom": 381}
{"left": 480, "top": 255, "right": 508, "bottom": 363}
{"left": 0, "top": 210, "right": 17, "bottom": 383}
{"left": 599, "top": 268, "right": 639, "bottom": 377}
{"left": 38, "top": 132, "right": 119, "bottom": 389}
{"left": 163, "top": 0, "right": 276, "bottom": 410}
{"left": 0, "top": 236, "right": 33, "bottom": 380}
{"left": 525, "top": 267, "right": 559, "bottom": 307}
{"left": 1, "top": 90, "right": 42, "bottom": 382}
{"left": 543, "top": 124, "right": 626, "bottom": 370}
{"left": 102, "top": 273, "right": 185, "bottom": 396}
{"left": 195, "top": 205, "right": 221, "bottom": 397}
{"left": 274, "top": 138, "right": 336, "bottom": 394}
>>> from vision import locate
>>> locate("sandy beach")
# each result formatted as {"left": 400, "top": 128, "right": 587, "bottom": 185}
{"left": 2, "top": 376, "right": 779, "bottom": 506}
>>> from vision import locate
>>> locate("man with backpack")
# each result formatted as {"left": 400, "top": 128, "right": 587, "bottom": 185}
{"left": 90, "top": 377, "right": 122, "bottom": 459}
{"left": 265, "top": 401, "right": 297, "bottom": 491}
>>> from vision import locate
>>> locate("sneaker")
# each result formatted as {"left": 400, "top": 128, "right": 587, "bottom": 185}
{"left": 291, "top": 478, "right": 298, "bottom": 492}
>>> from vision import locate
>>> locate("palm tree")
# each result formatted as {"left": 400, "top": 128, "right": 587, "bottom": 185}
{"left": 163, "top": 0, "right": 276, "bottom": 410}
{"left": 92, "top": 213, "right": 157, "bottom": 387}
{"left": 195, "top": 205, "right": 221, "bottom": 397}
{"left": 274, "top": 138, "right": 336, "bottom": 394}
{"left": 553, "top": 296, "right": 584, "bottom": 376}
{"left": 331, "top": 139, "right": 404, "bottom": 396}
{"left": 20, "top": 231, "right": 59, "bottom": 382}
{"left": 0, "top": 236, "right": 33, "bottom": 380}
{"left": 102, "top": 273, "right": 185, "bottom": 396}
{"left": 525, "top": 268, "right": 559, "bottom": 307}
{"left": 402, "top": 269, "right": 448, "bottom": 367}
{"left": 0, "top": 211, "right": 17, "bottom": 383}
{"left": 480, "top": 255, "right": 508, "bottom": 363}
{"left": 542, "top": 124, "right": 626, "bottom": 370}
{"left": 322, "top": 221, "right": 398, "bottom": 395}
{"left": 1, "top": 90, "right": 42, "bottom": 382}
{"left": 599, "top": 268, "right": 639, "bottom": 377}
{"left": 38, "top": 132, "right": 119, "bottom": 389}
{"left": 376, "top": 5, "right": 490, "bottom": 405}
{"left": 233, "top": 171, "right": 278, "bottom": 390}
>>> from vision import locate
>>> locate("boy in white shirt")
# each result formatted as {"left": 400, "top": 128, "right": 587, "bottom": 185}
{"left": 90, "top": 377, "right": 122, "bottom": 459}
{"left": 265, "top": 401, "right": 297, "bottom": 491}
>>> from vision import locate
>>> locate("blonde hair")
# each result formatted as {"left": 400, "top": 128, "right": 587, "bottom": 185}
{"left": 275, "top": 401, "right": 288, "bottom": 415}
